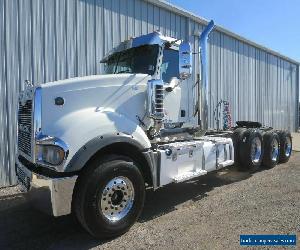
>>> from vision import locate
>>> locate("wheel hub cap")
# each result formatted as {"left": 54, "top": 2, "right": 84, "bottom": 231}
{"left": 251, "top": 137, "right": 262, "bottom": 164}
{"left": 100, "top": 176, "right": 134, "bottom": 222}
{"left": 271, "top": 139, "right": 279, "bottom": 161}
{"left": 285, "top": 137, "right": 292, "bottom": 157}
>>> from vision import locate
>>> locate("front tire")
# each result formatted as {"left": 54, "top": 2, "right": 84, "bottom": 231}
{"left": 73, "top": 155, "right": 145, "bottom": 239}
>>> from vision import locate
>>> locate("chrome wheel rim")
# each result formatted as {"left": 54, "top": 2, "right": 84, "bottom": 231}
{"left": 271, "top": 138, "right": 279, "bottom": 161}
{"left": 100, "top": 176, "right": 134, "bottom": 222}
{"left": 251, "top": 137, "right": 262, "bottom": 164}
{"left": 285, "top": 137, "right": 292, "bottom": 157}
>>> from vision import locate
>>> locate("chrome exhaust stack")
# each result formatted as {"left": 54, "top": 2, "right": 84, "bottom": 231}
{"left": 199, "top": 20, "right": 215, "bottom": 133}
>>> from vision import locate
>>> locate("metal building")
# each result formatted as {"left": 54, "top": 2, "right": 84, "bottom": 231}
{"left": 0, "top": 0, "right": 299, "bottom": 187}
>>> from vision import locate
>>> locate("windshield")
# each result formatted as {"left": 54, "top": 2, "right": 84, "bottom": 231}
{"left": 103, "top": 45, "right": 159, "bottom": 75}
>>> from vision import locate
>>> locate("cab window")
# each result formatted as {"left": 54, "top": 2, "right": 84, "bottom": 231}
{"left": 161, "top": 48, "right": 179, "bottom": 83}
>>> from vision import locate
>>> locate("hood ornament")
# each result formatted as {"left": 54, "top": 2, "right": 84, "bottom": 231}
{"left": 24, "top": 80, "right": 33, "bottom": 88}
{"left": 19, "top": 80, "right": 34, "bottom": 106}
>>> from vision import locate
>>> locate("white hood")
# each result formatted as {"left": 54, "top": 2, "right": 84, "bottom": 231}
{"left": 39, "top": 73, "right": 152, "bottom": 147}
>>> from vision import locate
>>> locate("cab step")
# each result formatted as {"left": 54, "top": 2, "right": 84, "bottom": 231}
{"left": 173, "top": 169, "right": 207, "bottom": 183}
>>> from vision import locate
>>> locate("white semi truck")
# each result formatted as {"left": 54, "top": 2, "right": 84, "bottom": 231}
{"left": 16, "top": 21, "right": 292, "bottom": 238}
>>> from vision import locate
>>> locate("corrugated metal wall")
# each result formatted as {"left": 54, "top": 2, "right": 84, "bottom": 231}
{"left": 207, "top": 31, "right": 298, "bottom": 130}
{"left": 0, "top": 0, "right": 299, "bottom": 187}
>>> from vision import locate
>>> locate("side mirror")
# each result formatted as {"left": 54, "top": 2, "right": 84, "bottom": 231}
{"left": 179, "top": 42, "right": 192, "bottom": 80}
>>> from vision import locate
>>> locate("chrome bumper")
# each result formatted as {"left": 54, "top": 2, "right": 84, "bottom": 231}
{"left": 16, "top": 160, "right": 77, "bottom": 217}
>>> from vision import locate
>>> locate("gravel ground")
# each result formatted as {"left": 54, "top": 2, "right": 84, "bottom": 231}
{"left": 0, "top": 153, "right": 299, "bottom": 250}
{"left": 292, "top": 133, "right": 300, "bottom": 151}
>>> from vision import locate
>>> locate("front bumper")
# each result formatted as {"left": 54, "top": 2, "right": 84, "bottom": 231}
{"left": 16, "top": 159, "right": 77, "bottom": 217}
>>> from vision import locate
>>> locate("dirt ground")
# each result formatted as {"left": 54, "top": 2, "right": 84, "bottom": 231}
{"left": 0, "top": 153, "right": 299, "bottom": 250}
{"left": 292, "top": 133, "right": 300, "bottom": 151}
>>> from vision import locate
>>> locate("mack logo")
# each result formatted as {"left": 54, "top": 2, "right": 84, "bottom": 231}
{"left": 19, "top": 124, "right": 31, "bottom": 133}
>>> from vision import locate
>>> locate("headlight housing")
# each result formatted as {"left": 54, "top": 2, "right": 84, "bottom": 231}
{"left": 37, "top": 145, "right": 66, "bottom": 166}
{"left": 35, "top": 135, "right": 69, "bottom": 171}
{"left": 39, "top": 145, "right": 65, "bottom": 165}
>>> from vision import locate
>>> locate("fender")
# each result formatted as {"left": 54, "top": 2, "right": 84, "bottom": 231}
{"left": 65, "top": 133, "right": 150, "bottom": 172}
{"left": 41, "top": 103, "right": 152, "bottom": 168}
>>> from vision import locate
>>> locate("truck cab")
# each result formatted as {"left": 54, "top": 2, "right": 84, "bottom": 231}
{"left": 16, "top": 21, "right": 292, "bottom": 239}
{"left": 100, "top": 31, "right": 194, "bottom": 130}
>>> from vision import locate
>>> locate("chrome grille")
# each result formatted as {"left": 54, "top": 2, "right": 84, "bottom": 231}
{"left": 18, "top": 100, "right": 33, "bottom": 156}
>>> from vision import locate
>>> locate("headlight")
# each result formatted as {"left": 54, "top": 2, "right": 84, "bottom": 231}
{"left": 37, "top": 145, "right": 65, "bottom": 165}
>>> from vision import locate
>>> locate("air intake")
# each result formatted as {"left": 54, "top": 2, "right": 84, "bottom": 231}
{"left": 147, "top": 79, "right": 164, "bottom": 120}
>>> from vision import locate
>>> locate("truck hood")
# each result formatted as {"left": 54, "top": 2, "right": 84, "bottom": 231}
{"left": 40, "top": 73, "right": 150, "bottom": 92}
{"left": 39, "top": 73, "right": 152, "bottom": 140}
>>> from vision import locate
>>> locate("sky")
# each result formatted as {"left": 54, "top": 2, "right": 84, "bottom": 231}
{"left": 169, "top": 0, "right": 300, "bottom": 63}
